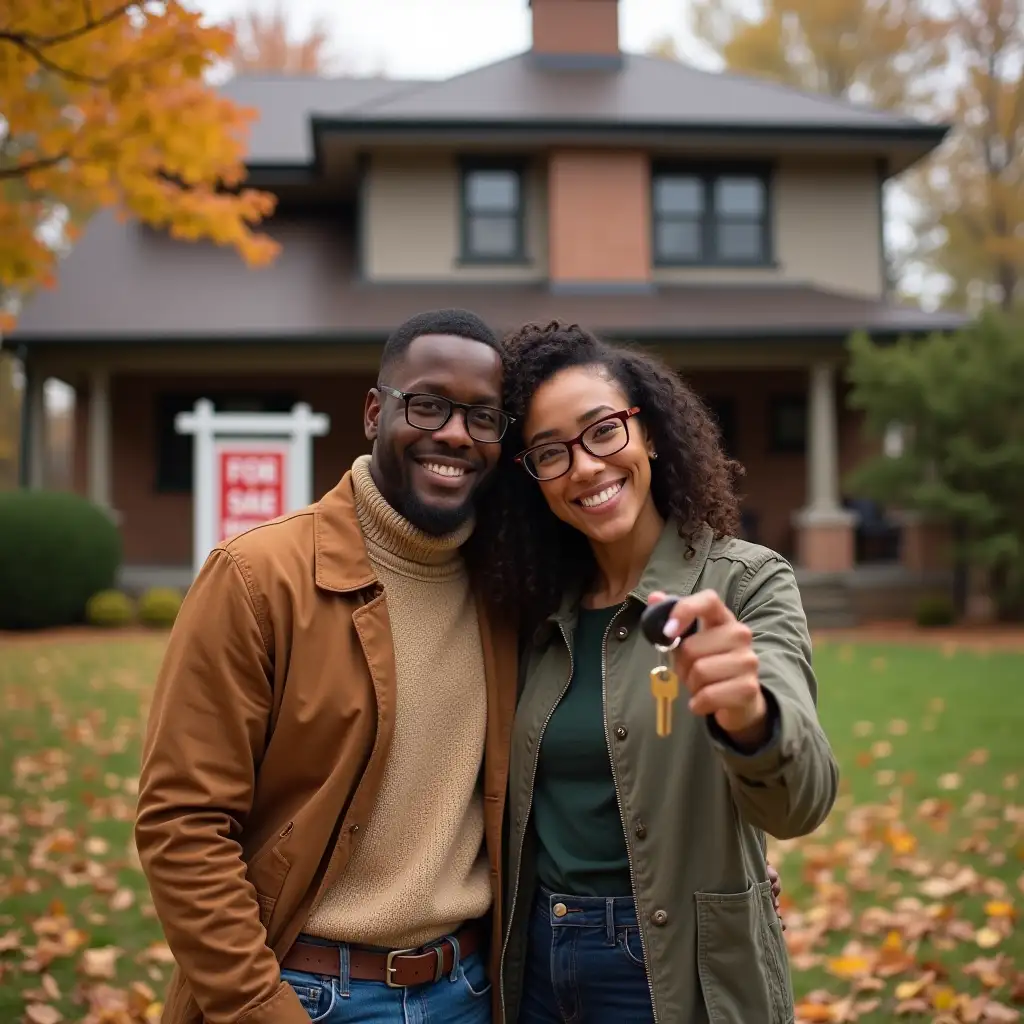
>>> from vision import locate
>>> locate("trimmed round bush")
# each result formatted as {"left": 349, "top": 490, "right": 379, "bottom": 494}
{"left": 915, "top": 593, "right": 955, "bottom": 628}
{"left": 0, "top": 490, "right": 121, "bottom": 630}
{"left": 86, "top": 589, "right": 136, "bottom": 628}
{"left": 138, "top": 587, "right": 183, "bottom": 628}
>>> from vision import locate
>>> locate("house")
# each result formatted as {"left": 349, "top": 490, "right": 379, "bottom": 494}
{"left": 9, "top": 0, "right": 964, "bottom": 623}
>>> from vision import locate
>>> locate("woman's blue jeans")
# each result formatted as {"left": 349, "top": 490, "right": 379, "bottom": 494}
{"left": 518, "top": 887, "right": 655, "bottom": 1024}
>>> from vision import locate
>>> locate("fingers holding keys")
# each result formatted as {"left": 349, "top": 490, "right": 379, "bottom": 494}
{"left": 646, "top": 590, "right": 769, "bottom": 745}
{"left": 767, "top": 860, "right": 786, "bottom": 930}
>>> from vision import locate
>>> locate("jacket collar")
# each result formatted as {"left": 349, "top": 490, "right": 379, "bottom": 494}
{"left": 547, "top": 520, "right": 714, "bottom": 626}
{"left": 313, "top": 471, "right": 379, "bottom": 593}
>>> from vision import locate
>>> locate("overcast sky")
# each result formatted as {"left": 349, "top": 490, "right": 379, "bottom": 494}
{"left": 193, "top": 0, "right": 709, "bottom": 76}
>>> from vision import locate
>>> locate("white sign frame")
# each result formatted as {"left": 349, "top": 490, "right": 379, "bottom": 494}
{"left": 175, "top": 399, "right": 330, "bottom": 576}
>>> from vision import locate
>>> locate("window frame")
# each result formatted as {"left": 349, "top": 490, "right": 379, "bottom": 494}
{"left": 458, "top": 158, "right": 528, "bottom": 265}
{"left": 650, "top": 162, "right": 774, "bottom": 268}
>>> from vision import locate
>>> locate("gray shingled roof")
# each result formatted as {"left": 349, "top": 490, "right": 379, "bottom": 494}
{"left": 221, "top": 53, "right": 946, "bottom": 167}
{"left": 11, "top": 212, "right": 967, "bottom": 344}
{"left": 220, "top": 76, "right": 425, "bottom": 164}
{"left": 340, "top": 54, "right": 931, "bottom": 129}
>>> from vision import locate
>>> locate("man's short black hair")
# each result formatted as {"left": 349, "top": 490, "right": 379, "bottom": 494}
{"left": 379, "top": 308, "right": 501, "bottom": 378}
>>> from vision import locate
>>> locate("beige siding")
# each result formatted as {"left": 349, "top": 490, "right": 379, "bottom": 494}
{"left": 363, "top": 152, "right": 883, "bottom": 297}
{"left": 654, "top": 158, "right": 884, "bottom": 297}
{"left": 363, "top": 152, "right": 548, "bottom": 282}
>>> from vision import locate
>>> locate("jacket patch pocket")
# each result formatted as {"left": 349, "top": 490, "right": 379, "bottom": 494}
{"left": 247, "top": 841, "right": 292, "bottom": 930}
{"left": 695, "top": 881, "right": 794, "bottom": 1024}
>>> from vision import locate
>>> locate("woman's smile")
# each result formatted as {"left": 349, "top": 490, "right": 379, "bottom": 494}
{"left": 575, "top": 478, "right": 626, "bottom": 512}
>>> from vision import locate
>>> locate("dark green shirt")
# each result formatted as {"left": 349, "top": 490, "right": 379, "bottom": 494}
{"left": 533, "top": 604, "right": 632, "bottom": 897}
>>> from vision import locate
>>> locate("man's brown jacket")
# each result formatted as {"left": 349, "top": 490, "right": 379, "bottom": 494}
{"left": 135, "top": 471, "right": 517, "bottom": 1024}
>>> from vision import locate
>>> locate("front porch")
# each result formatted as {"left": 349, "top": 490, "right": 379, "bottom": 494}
{"left": 17, "top": 338, "right": 952, "bottom": 626}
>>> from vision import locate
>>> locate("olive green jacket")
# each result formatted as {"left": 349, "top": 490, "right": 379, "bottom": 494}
{"left": 499, "top": 522, "right": 839, "bottom": 1024}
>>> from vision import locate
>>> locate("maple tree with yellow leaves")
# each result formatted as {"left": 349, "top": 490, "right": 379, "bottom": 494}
{"left": 0, "top": 0, "right": 280, "bottom": 319}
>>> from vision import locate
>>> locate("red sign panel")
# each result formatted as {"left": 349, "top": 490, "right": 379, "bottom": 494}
{"left": 218, "top": 450, "right": 285, "bottom": 541}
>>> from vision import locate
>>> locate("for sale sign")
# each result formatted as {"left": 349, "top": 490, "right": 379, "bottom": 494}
{"left": 175, "top": 400, "right": 329, "bottom": 576}
{"left": 217, "top": 445, "right": 287, "bottom": 541}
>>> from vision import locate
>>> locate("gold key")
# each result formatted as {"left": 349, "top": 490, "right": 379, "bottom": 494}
{"left": 650, "top": 663, "right": 679, "bottom": 737}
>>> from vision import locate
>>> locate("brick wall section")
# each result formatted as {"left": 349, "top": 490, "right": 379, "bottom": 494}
{"left": 531, "top": 0, "right": 619, "bottom": 57}
{"left": 548, "top": 150, "right": 651, "bottom": 286}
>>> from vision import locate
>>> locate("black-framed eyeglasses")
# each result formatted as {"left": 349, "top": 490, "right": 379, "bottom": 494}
{"left": 514, "top": 407, "right": 641, "bottom": 481}
{"left": 377, "top": 384, "right": 515, "bottom": 443}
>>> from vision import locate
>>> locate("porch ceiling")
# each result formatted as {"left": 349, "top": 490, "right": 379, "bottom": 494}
{"left": 10, "top": 213, "right": 967, "bottom": 347}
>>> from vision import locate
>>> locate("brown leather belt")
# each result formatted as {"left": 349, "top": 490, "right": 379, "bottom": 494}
{"left": 281, "top": 920, "right": 485, "bottom": 989}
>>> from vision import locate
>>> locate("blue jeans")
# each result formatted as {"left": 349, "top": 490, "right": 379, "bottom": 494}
{"left": 519, "top": 888, "right": 654, "bottom": 1024}
{"left": 281, "top": 933, "right": 491, "bottom": 1023}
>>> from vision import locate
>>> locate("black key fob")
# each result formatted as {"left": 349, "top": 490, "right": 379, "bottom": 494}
{"left": 639, "top": 595, "right": 699, "bottom": 647}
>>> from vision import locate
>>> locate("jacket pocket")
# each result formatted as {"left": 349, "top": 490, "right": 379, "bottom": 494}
{"left": 695, "top": 880, "right": 794, "bottom": 1024}
{"left": 246, "top": 837, "right": 292, "bottom": 930}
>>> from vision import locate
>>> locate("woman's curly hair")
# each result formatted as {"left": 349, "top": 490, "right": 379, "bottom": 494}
{"left": 470, "top": 320, "right": 744, "bottom": 631}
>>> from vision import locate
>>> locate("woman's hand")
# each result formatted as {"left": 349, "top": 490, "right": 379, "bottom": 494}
{"left": 767, "top": 861, "right": 786, "bottom": 929}
{"left": 648, "top": 589, "right": 769, "bottom": 748}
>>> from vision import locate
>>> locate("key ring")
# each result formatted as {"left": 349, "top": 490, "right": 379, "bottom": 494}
{"left": 654, "top": 637, "right": 681, "bottom": 655}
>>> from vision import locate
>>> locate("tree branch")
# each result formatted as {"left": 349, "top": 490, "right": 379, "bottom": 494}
{"left": 0, "top": 30, "right": 110, "bottom": 85}
{"left": 0, "top": 152, "right": 71, "bottom": 181}
{"left": 3, "top": 3, "right": 134, "bottom": 49}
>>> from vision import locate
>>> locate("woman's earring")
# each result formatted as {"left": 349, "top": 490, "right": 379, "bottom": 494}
{"left": 649, "top": 451, "right": 658, "bottom": 461}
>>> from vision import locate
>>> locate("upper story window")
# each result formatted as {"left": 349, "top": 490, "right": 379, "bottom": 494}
{"left": 652, "top": 167, "right": 771, "bottom": 266}
{"left": 460, "top": 162, "right": 525, "bottom": 263}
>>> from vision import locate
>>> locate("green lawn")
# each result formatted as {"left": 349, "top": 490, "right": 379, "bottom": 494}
{"left": 0, "top": 635, "right": 1020, "bottom": 1023}
{"left": 776, "top": 640, "right": 1024, "bottom": 1022}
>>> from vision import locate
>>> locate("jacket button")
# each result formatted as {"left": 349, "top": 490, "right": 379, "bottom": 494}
{"left": 615, "top": 726, "right": 628, "bottom": 740}
{"left": 616, "top": 625, "right": 629, "bottom": 641}
{"left": 634, "top": 822, "right": 647, "bottom": 839}
{"left": 553, "top": 903, "right": 568, "bottom": 918}
{"left": 652, "top": 910, "right": 668, "bottom": 926}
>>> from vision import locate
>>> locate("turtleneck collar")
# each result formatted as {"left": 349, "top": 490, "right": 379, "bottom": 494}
{"left": 351, "top": 455, "right": 473, "bottom": 581}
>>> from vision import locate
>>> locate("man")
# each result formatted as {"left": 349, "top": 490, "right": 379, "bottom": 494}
{"left": 135, "top": 308, "right": 784, "bottom": 1024}
{"left": 135, "top": 309, "right": 516, "bottom": 1024}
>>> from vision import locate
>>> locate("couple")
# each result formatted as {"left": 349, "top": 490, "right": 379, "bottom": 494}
{"left": 135, "top": 308, "right": 839, "bottom": 1024}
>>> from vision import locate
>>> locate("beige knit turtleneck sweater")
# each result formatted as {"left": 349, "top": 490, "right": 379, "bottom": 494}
{"left": 303, "top": 455, "right": 491, "bottom": 948}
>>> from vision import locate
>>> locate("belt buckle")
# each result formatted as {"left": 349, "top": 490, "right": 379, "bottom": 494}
{"left": 384, "top": 944, "right": 446, "bottom": 989}
{"left": 384, "top": 947, "right": 417, "bottom": 989}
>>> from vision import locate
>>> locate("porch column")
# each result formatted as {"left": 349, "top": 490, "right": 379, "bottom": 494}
{"left": 793, "top": 361, "right": 855, "bottom": 571}
{"left": 23, "top": 359, "right": 47, "bottom": 489}
{"left": 87, "top": 368, "right": 113, "bottom": 511}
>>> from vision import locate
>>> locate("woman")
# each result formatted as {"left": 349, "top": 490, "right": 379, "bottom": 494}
{"left": 479, "top": 322, "right": 839, "bottom": 1024}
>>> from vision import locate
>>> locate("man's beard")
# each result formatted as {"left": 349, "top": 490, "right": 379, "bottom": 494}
{"left": 396, "top": 488, "right": 476, "bottom": 536}
{"left": 371, "top": 440, "right": 495, "bottom": 537}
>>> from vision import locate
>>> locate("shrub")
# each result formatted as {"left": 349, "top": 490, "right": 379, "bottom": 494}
{"left": 915, "top": 594, "right": 955, "bottom": 628}
{"left": 138, "top": 587, "right": 183, "bottom": 628}
{"left": 0, "top": 490, "right": 121, "bottom": 630}
{"left": 86, "top": 590, "right": 136, "bottom": 628}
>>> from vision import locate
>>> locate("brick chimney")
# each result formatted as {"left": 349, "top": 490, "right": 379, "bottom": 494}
{"left": 530, "top": 0, "right": 621, "bottom": 69}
